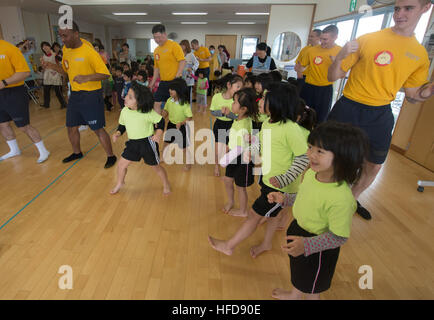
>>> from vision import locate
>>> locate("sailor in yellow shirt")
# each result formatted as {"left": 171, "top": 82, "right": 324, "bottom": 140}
{"left": 298, "top": 25, "right": 341, "bottom": 123}
{"left": 191, "top": 39, "right": 212, "bottom": 80}
{"left": 327, "top": 0, "right": 434, "bottom": 220}
{"left": 294, "top": 29, "right": 322, "bottom": 90}
{"left": 0, "top": 39, "right": 50, "bottom": 163}
{"left": 149, "top": 24, "right": 186, "bottom": 115}
{"left": 45, "top": 22, "right": 116, "bottom": 169}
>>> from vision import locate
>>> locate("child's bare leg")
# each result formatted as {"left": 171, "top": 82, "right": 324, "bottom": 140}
{"left": 305, "top": 293, "right": 320, "bottom": 300}
{"left": 222, "top": 176, "right": 235, "bottom": 213}
{"left": 229, "top": 186, "right": 248, "bottom": 217}
{"left": 153, "top": 164, "right": 171, "bottom": 195}
{"left": 208, "top": 208, "right": 263, "bottom": 256}
{"left": 183, "top": 148, "right": 191, "bottom": 171}
{"left": 110, "top": 157, "right": 130, "bottom": 194}
{"left": 272, "top": 287, "right": 304, "bottom": 300}
{"left": 161, "top": 142, "right": 169, "bottom": 163}
{"left": 250, "top": 212, "right": 281, "bottom": 258}
{"left": 277, "top": 209, "right": 290, "bottom": 230}
{"left": 214, "top": 142, "right": 222, "bottom": 177}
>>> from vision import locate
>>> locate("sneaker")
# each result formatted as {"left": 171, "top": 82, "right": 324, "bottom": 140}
{"left": 104, "top": 155, "right": 117, "bottom": 169}
{"left": 356, "top": 201, "right": 372, "bottom": 220}
{"left": 62, "top": 152, "right": 83, "bottom": 163}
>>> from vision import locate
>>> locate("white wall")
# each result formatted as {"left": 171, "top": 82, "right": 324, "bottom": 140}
{"left": 22, "top": 11, "right": 52, "bottom": 49}
{"left": 267, "top": 4, "right": 315, "bottom": 68}
{"left": 0, "top": 6, "right": 26, "bottom": 44}
{"left": 120, "top": 23, "right": 268, "bottom": 59}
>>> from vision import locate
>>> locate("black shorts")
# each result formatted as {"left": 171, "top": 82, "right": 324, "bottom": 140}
{"left": 225, "top": 155, "right": 254, "bottom": 187}
{"left": 0, "top": 86, "right": 30, "bottom": 127}
{"left": 300, "top": 82, "right": 333, "bottom": 123}
{"left": 213, "top": 118, "right": 233, "bottom": 144}
{"left": 164, "top": 121, "right": 189, "bottom": 149}
{"left": 287, "top": 219, "right": 340, "bottom": 294}
{"left": 154, "top": 80, "right": 171, "bottom": 103}
{"left": 327, "top": 96, "right": 394, "bottom": 164}
{"left": 66, "top": 89, "right": 105, "bottom": 130}
{"left": 121, "top": 137, "right": 160, "bottom": 166}
{"left": 252, "top": 179, "right": 283, "bottom": 218}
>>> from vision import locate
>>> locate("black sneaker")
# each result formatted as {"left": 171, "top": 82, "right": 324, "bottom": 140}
{"left": 62, "top": 152, "right": 83, "bottom": 163}
{"left": 104, "top": 155, "right": 117, "bottom": 169}
{"left": 356, "top": 201, "right": 372, "bottom": 220}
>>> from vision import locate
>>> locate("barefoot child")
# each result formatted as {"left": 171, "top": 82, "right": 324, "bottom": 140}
{"left": 111, "top": 81, "right": 171, "bottom": 195}
{"left": 208, "top": 82, "right": 309, "bottom": 256}
{"left": 210, "top": 74, "right": 243, "bottom": 177}
{"left": 268, "top": 121, "right": 367, "bottom": 300}
{"left": 162, "top": 78, "right": 193, "bottom": 171}
{"left": 221, "top": 87, "right": 258, "bottom": 217}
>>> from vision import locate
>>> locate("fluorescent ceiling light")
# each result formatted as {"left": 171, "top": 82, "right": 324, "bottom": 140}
{"left": 172, "top": 12, "right": 208, "bottom": 15}
{"left": 180, "top": 22, "right": 208, "bottom": 24}
{"left": 235, "top": 12, "right": 269, "bottom": 15}
{"left": 136, "top": 21, "right": 161, "bottom": 24}
{"left": 113, "top": 12, "right": 147, "bottom": 15}
{"left": 227, "top": 22, "right": 256, "bottom": 24}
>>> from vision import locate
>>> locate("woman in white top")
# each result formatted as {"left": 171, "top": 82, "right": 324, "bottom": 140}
{"left": 179, "top": 39, "right": 199, "bottom": 106}
{"left": 40, "top": 41, "right": 66, "bottom": 109}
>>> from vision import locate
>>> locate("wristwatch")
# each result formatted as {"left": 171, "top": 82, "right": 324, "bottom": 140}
{"left": 2, "top": 79, "right": 8, "bottom": 87}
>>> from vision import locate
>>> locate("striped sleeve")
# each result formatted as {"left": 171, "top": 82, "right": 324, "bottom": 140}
{"left": 274, "top": 154, "right": 309, "bottom": 188}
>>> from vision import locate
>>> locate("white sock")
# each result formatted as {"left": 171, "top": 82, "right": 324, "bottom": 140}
{"left": 0, "top": 139, "right": 21, "bottom": 160}
{"left": 35, "top": 140, "right": 50, "bottom": 163}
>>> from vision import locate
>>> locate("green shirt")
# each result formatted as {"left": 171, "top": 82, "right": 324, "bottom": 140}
{"left": 260, "top": 119, "right": 308, "bottom": 193}
{"left": 119, "top": 107, "right": 162, "bottom": 139}
{"left": 292, "top": 169, "right": 357, "bottom": 238}
{"left": 257, "top": 113, "right": 269, "bottom": 123}
{"left": 196, "top": 77, "right": 208, "bottom": 95}
{"left": 228, "top": 117, "right": 252, "bottom": 150}
{"left": 210, "top": 92, "right": 233, "bottom": 122}
{"left": 164, "top": 98, "right": 193, "bottom": 124}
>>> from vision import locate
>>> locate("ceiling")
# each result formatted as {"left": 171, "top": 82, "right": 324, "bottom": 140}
{"left": 0, "top": 0, "right": 307, "bottom": 26}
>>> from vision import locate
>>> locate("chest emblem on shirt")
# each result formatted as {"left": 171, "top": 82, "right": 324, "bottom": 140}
{"left": 374, "top": 51, "right": 393, "bottom": 66}
{"left": 63, "top": 60, "right": 69, "bottom": 70}
{"left": 314, "top": 56, "right": 323, "bottom": 65}
{"left": 0, "top": 55, "right": 5, "bottom": 60}
{"left": 155, "top": 54, "right": 160, "bottom": 61}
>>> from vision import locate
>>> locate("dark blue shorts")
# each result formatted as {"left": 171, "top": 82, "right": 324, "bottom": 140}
{"left": 300, "top": 82, "right": 333, "bottom": 123}
{"left": 154, "top": 80, "right": 171, "bottom": 103}
{"left": 66, "top": 89, "right": 106, "bottom": 130}
{"left": 327, "top": 96, "right": 394, "bottom": 164}
{"left": 0, "top": 86, "right": 30, "bottom": 127}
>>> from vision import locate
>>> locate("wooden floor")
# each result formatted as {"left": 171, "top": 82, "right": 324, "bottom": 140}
{"left": 0, "top": 94, "right": 433, "bottom": 300}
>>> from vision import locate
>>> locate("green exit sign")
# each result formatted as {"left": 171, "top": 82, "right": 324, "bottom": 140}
{"left": 350, "top": 0, "right": 357, "bottom": 12}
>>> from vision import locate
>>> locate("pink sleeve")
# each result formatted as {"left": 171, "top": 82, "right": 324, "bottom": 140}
{"left": 205, "top": 80, "right": 209, "bottom": 89}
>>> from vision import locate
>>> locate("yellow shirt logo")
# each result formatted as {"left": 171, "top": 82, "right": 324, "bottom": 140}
{"left": 314, "top": 56, "right": 323, "bottom": 65}
{"left": 155, "top": 54, "right": 160, "bottom": 61}
{"left": 64, "top": 60, "right": 69, "bottom": 70}
{"left": 374, "top": 51, "right": 393, "bottom": 66}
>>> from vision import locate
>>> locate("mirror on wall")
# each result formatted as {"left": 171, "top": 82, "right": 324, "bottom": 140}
{"left": 271, "top": 31, "right": 302, "bottom": 62}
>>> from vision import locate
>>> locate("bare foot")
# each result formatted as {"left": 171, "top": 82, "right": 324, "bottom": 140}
{"left": 208, "top": 236, "right": 233, "bottom": 256}
{"left": 277, "top": 213, "right": 290, "bottom": 231}
{"left": 222, "top": 202, "right": 234, "bottom": 214}
{"left": 110, "top": 183, "right": 124, "bottom": 195}
{"left": 271, "top": 288, "right": 301, "bottom": 300}
{"left": 214, "top": 165, "right": 220, "bottom": 177}
{"left": 250, "top": 244, "right": 272, "bottom": 259}
{"left": 183, "top": 164, "right": 192, "bottom": 171}
{"left": 163, "top": 184, "right": 171, "bottom": 196}
{"left": 228, "top": 209, "right": 248, "bottom": 217}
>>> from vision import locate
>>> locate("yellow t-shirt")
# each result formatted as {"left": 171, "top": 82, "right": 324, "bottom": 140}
{"left": 293, "top": 169, "right": 356, "bottom": 238}
{"left": 341, "top": 28, "right": 430, "bottom": 106}
{"left": 62, "top": 39, "right": 110, "bottom": 92}
{"left": 210, "top": 92, "right": 234, "bottom": 122}
{"left": 154, "top": 40, "right": 185, "bottom": 81}
{"left": 194, "top": 46, "right": 211, "bottom": 69}
{"left": 296, "top": 45, "right": 312, "bottom": 76}
{"left": 300, "top": 44, "right": 342, "bottom": 86}
{"left": 164, "top": 98, "right": 193, "bottom": 124}
{"left": 0, "top": 40, "right": 30, "bottom": 88}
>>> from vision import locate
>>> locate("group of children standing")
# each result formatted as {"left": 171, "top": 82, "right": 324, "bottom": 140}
{"left": 108, "top": 67, "right": 369, "bottom": 300}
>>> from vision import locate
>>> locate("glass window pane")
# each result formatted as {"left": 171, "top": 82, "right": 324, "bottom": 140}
{"left": 336, "top": 20, "right": 355, "bottom": 46}
{"left": 241, "top": 37, "right": 259, "bottom": 60}
{"left": 150, "top": 39, "right": 158, "bottom": 53}
{"left": 356, "top": 14, "right": 385, "bottom": 38}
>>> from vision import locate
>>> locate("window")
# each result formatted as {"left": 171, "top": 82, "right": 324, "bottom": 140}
{"left": 356, "top": 14, "right": 384, "bottom": 38}
{"left": 150, "top": 38, "right": 158, "bottom": 53}
{"left": 336, "top": 20, "right": 355, "bottom": 47}
{"left": 241, "top": 37, "right": 259, "bottom": 60}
